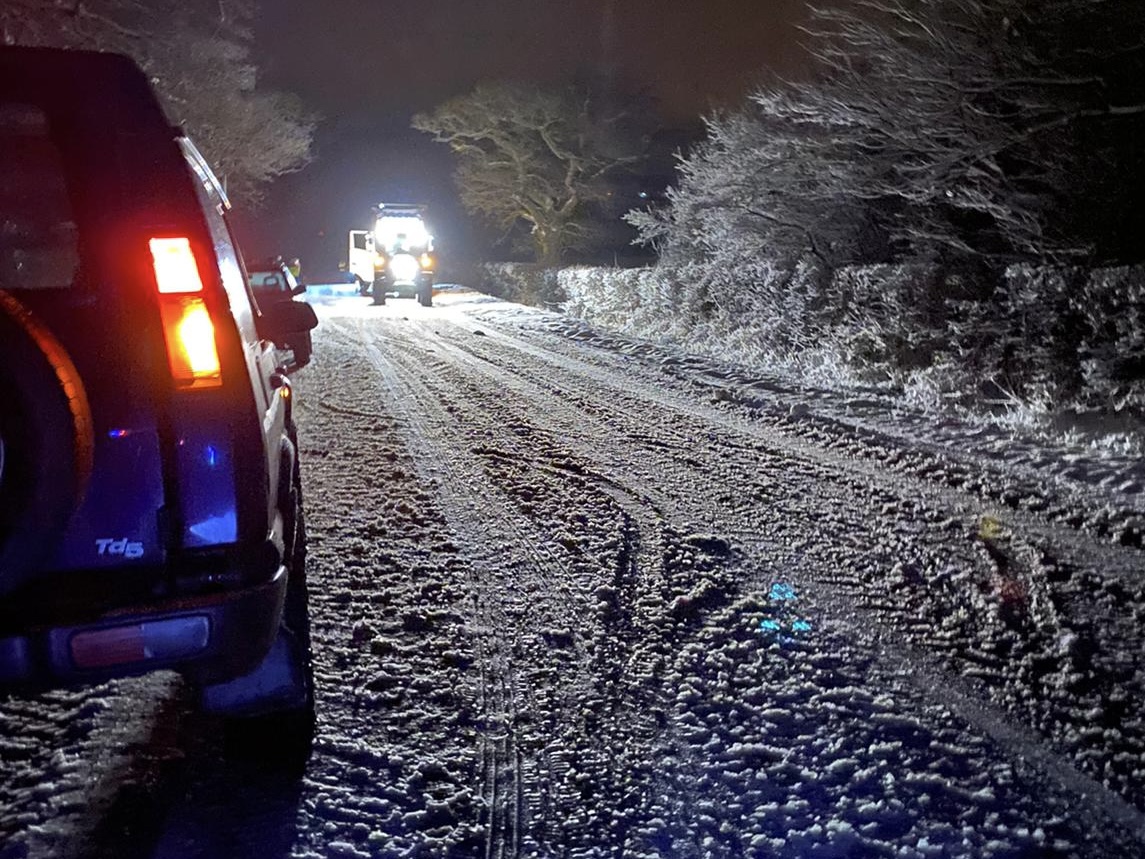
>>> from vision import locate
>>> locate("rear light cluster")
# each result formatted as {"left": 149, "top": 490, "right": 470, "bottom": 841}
{"left": 149, "top": 237, "right": 222, "bottom": 389}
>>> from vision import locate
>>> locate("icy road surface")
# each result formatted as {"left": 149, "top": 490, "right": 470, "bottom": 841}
{"left": 2, "top": 289, "right": 1144, "bottom": 858}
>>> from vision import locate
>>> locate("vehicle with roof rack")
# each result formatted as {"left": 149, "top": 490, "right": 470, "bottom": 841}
{"left": 348, "top": 202, "right": 437, "bottom": 307}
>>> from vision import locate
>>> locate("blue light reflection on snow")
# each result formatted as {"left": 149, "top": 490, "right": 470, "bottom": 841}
{"left": 770, "top": 582, "right": 797, "bottom": 601}
{"left": 759, "top": 580, "right": 813, "bottom": 643}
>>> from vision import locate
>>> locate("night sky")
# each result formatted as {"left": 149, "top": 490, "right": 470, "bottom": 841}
{"left": 243, "top": 0, "right": 812, "bottom": 272}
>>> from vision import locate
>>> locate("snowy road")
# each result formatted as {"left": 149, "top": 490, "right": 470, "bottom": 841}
{"left": 2, "top": 290, "right": 1144, "bottom": 858}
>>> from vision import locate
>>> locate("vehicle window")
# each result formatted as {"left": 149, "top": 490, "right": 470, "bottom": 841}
{"left": 0, "top": 104, "right": 79, "bottom": 290}
{"left": 352, "top": 233, "right": 368, "bottom": 251}
{"left": 249, "top": 271, "right": 287, "bottom": 292}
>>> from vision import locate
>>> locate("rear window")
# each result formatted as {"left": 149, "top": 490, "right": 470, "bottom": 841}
{"left": 0, "top": 103, "right": 79, "bottom": 290}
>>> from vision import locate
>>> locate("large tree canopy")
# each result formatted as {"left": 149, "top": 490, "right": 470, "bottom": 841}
{"left": 633, "top": 0, "right": 1145, "bottom": 269}
{"left": 1, "top": 0, "right": 315, "bottom": 204}
{"left": 414, "top": 82, "right": 644, "bottom": 266}
{"left": 617, "top": 0, "right": 1145, "bottom": 417}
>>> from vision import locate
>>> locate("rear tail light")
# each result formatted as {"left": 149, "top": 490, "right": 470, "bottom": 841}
{"left": 149, "top": 237, "right": 222, "bottom": 389}
{"left": 150, "top": 237, "right": 204, "bottom": 294}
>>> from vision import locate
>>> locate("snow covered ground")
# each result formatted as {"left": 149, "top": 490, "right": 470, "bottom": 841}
{"left": 1, "top": 288, "right": 1143, "bottom": 858}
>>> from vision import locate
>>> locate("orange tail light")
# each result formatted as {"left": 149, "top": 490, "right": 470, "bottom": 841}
{"left": 149, "top": 237, "right": 222, "bottom": 389}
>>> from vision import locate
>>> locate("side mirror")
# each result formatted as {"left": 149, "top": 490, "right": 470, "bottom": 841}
{"left": 259, "top": 299, "right": 317, "bottom": 344}
{"left": 291, "top": 283, "right": 307, "bottom": 296}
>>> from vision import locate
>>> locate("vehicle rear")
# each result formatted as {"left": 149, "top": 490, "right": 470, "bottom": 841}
{"left": 347, "top": 230, "right": 375, "bottom": 295}
{"left": 0, "top": 47, "right": 285, "bottom": 689}
{"left": 369, "top": 203, "right": 437, "bottom": 306}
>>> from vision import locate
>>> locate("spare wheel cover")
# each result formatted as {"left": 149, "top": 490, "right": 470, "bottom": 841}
{"left": 0, "top": 290, "right": 94, "bottom": 591}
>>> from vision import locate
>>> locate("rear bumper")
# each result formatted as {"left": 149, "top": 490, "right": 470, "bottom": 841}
{"left": 0, "top": 564, "right": 287, "bottom": 688}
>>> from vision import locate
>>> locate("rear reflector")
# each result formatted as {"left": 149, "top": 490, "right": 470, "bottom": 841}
{"left": 149, "top": 237, "right": 204, "bottom": 293}
{"left": 70, "top": 616, "right": 210, "bottom": 670}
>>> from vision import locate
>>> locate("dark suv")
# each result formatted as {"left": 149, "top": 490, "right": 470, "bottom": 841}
{"left": 0, "top": 47, "right": 319, "bottom": 757}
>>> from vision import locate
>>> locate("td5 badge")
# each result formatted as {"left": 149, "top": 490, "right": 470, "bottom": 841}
{"left": 95, "top": 538, "right": 144, "bottom": 559}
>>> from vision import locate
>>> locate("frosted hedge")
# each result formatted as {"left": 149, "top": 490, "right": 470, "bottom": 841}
{"left": 481, "top": 261, "right": 1145, "bottom": 419}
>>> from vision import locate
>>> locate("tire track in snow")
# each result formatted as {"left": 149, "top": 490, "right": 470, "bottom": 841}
{"left": 477, "top": 309, "right": 1145, "bottom": 549}
{"left": 336, "top": 315, "right": 581, "bottom": 859}
{"left": 294, "top": 300, "right": 1144, "bottom": 855}
{"left": 324, "top": 313, "right": 738, "bottom": 855}
{"left": 369, "top": 305, "right": 1145, "bottom": 840}
{"left": 0, "top": 675, "right": 189, "bottom": 859}
{"left": 288, "top": 331, "right": 485, "bottom": 857}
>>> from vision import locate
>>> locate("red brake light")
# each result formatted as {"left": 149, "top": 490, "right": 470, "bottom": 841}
{"left": 150, "top": 237, "right": 221, "bottom": 388}
{"left": 149, "top": 237, "right": 204, "bottom": 293}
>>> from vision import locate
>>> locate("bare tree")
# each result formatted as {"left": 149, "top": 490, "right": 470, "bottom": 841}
{"left": 799, "top": 0, "right": 1145, "bottom": 262}
{"left": 1, "top": 0, "right": 315, "bottom": 205}
{"left": 624, "top": 0, "right": 1145, "bottom": 412}
{"left": 635, "top": 0, "right": 1145, "bottom": 269}
{"left": 2, "top": 0, "right": 141, "bottom": 48}
{"left": 629, "top": 91, "right": 892, "bottom": 271}
{"left": 145, "top": 25, "right": 316, "bottom": 203}
{"left": 414, "top": 82, "right": 641, "bottom": 266}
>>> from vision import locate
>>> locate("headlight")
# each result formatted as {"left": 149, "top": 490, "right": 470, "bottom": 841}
{"left": 390, "top": 253, "right": 420, "bottom": 282}
{"left": 419, "top": 253, "right": 434, "bottom": 270}
{"left": 373, "top": 254, "right": 387, "bottom": 270}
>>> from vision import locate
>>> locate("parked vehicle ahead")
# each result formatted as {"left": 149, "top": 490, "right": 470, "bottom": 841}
{"left": 349, "top": 203, "right": 437, "bottom": 307}
{"left": 0, "top": 46, "right": 319, "bottom": 763}
{"left": 248, "top": 258, "right": 314, "bottom": 369}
